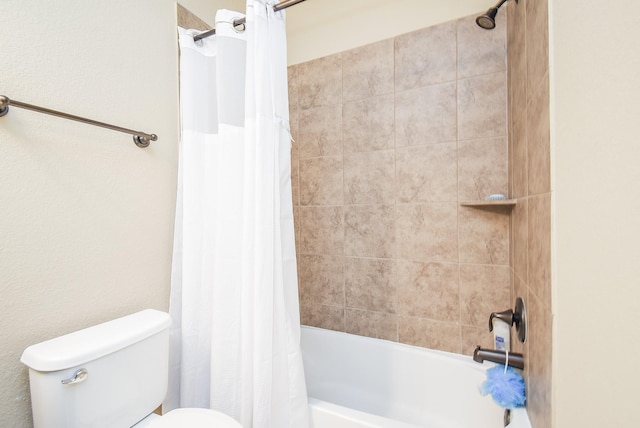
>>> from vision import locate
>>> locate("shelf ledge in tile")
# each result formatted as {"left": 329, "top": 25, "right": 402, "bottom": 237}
{"left": 459, "top": 199, "right": 517, "bottom": 208}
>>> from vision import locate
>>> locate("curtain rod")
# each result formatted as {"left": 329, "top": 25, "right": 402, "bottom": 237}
{"left": 193, "top": 0, "right": 308, "bottom": 42}
{"left": 0, "top": 95, "right": 157, "bottom": 147}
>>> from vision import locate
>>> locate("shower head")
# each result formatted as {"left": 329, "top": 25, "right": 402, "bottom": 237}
{"left": 476, "top": 0, "right": 516, "bottom": 30}
{"left": 476, "top": 7, "right": 499, "bottom": 30}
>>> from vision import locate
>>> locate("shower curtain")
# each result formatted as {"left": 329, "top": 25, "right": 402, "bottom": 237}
{"left": 167, "top": 2, "right": 309, "bottom": 427}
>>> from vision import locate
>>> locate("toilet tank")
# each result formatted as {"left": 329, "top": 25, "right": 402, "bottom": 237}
{"left": 21, "top": 309, "right": 172, "bottom": 428}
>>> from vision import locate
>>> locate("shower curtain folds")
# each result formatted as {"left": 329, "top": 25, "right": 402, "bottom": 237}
{"left": 168, "top": 2, "right": 309, "bottom": 427}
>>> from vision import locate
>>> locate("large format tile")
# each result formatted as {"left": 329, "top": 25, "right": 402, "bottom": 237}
{"left": 298, "top": 104, "right": 342, "bottom": 158}
{"left": 525, "top": 0, "right": 550, "bottom": 103}
{"left": 528, "top": 193, "right": 551, "bottom": 306}
{"left": 287, "top": 65, "right": 299, "bottom": 112}
{"left": 344, "top": 150, "right": 395, "bottom": 205}
{"left": 345, "top": 257, "right": 395, "bottom": 313}
{"left": 527, "top": 77, "right": 551, "bottom": 195}
{"left": 396, "top": 82, "right": 457, "bottom": 147}
{"left": 298, "top": 53, "right": 342, "bottom": 110}
{"left": 396, "top": 143, "right": 458, "bottom": 203}
{"left": 458, "top": 206, "right": 510, "bottom": 265}
{"left": 457, "top": 14, "right": 507, "bottom": 78}
{"left": 299, "top": 156, "right": 343, "bottom": 206}
{"left": 458, "top": 138, "right": 508, "bottom": 202}
{"left": 398, "top": 316, "right": 461, "bottom": 354}
{"left": 512, "top": 197, "right": 528, "bottom": 283}
{"left": 510, "top": 113, "right": 528, "bottom": 198}
{"left": 395, "top": 21, "right": 457, "bottom": 91}
{"left": 343, "top": 95, "right": 395, "bottom": 154}
{"left": 299, "top": 206, "right": 344, "bottom": 255}
{"left": 345, "top": 309, "right": 398, "bottom": 341}
{"left": 396, "top": 203, "right": 458, "bottom": 262}
{"left": 343, "top": 39, "right": 394, "bottom": 102}
{"left": 300, "top": 303, "right": 344, "bottom": 332}
{"left": 395, "top": 260, "right": 459, "bottom": 321}
{"left": 507, "top": 0, "right": 526, "bottom": 128}
{"left": 458, "top": 72, "right": 507, "bottom": 141}
{"left": 344, "top": 205, "right": 395, "bottom": 258}
{"left": 460, "top": 264, "right": 511, "bottom": 328}
{"left": 298, "top": 254, "right": 344, "bottom": 306}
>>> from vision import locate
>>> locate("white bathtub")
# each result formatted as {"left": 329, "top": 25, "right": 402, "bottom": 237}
{"left": 301, "top": 326, "right": 531, "bottom": 428}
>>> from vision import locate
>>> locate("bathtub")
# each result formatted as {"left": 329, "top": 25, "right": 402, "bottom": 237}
{"left": 300, "top": 326, "right": 531, "bottom": 428}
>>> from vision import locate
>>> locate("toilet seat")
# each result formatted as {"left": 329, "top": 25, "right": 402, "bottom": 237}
{"left": 147, "top": 408, "right": 242, "bottom": 428}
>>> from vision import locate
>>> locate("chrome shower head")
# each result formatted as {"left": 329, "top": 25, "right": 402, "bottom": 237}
{"left": 476, "top": 0, "right": 516, "bottom": 30}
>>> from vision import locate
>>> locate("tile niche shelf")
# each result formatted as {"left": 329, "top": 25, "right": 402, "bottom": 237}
{"left": 460, "top": 199, "right": 517, "bottom": 208}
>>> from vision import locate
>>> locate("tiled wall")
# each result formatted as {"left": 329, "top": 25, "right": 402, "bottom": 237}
{"left": 288, "top": 14, "right": 512, "bottom": 355}
{"left": 507, "top": 0, "right": 552, "bottom": 427}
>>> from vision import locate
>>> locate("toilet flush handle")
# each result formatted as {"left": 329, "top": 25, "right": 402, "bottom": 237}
{"left": 61, "top": 368, "right": 88, "bottom": 385}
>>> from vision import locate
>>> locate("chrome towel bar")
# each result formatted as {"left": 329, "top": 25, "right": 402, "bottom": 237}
{"left": 0, "top": 95, "right": 157, "bottom": 148}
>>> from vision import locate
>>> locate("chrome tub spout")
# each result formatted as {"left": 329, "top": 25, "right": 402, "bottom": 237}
{"left": 473, "top": 346, "right": 524, "bottom": 369}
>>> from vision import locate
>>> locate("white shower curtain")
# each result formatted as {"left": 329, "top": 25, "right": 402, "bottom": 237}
{"left": 167, "top": 2, "right": 309, "bottom": 427}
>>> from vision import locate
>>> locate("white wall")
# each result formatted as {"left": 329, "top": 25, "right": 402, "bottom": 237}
{"left": 0, "top": 1, "right": 181, "bottom": 426}
{"left": 286, "top": 0, "right": 484, "bottom": 64}
{"left": 551, "top": 0, "right": 640, "bottom": 426}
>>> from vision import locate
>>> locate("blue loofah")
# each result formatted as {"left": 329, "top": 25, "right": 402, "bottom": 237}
{"left": 479, "top": 365, "right": 526, "bottom": 409}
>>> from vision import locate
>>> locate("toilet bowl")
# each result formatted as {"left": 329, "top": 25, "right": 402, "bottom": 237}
{"left": 21, "top": 309, "right": 242, "bottom": 428}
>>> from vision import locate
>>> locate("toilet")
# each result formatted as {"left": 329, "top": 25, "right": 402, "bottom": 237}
{"left": 20, "top": 309, "right": 241, "bottom": 428}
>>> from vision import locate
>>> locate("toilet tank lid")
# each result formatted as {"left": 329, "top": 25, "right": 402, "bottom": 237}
{"left": 21, "top": 309, "right": 171, "bottom": 372}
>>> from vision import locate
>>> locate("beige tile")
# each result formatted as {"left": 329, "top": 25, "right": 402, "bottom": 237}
{"left": 395, "top": 260, "right": 459, "bottom": 321}
{"left": 460, "top": 264, "right": 511, "bottom": 328}
{"left": 299, "top": 156, "right": 343, "bottom": 206}
{"left": 298, "top": 105, "right": 342, "bottom": 158}
{"left": 395, "top": 21, "right": 457, "bottom": 91}
{"left": 289, "top": 104, "right": 299, "bottom": 146}
{"left": 299, "top": 206, "right": 343, "bottom": 255}
{"left": 457, "top": 138, "right": 508, "bottom": 202}
{"left": 343, "top": 39, "right": 394, "bottom": 101}
{"left": 290, "top": 127, "right": 299, "bottom": 208}
{"left": 344, "top": 205, "right": 395, "bottom": 258}
{"left": 293, "top": 207, "right": 300, "bottom": 253}
{"left": 345, "top": 309, "right": 398, "bottom": 341}
{"left": 458, "top": 206, "right": 510, "bottom": 265}
{"left": 525, "top": 0, "right": 549, "bottom": 103}
{"left": 507, "top": 0, "right": 526, "bottom": 130}
{"left": 528, "top": 193, "right": 551, "bottom": 306}
{"left": 298, "top": 53, "right": 342, "bottom": 110}
{"left": 398, "top": 317, "right": 461, "bottom": 353}
{"left": 512, "top": 198, "right": 528, "bottom": 283}
{"left": 344, "top": 150, "right": 395, "bottom": 205}
{"left": 343, "top": 95, "right": 395, "bottom": 154}
{"left": 461, "top": 325, "right": 494, "bottom": 355}
{"left": 511, "top": 114, "right": 528, "bottom": 198}
{"left": 457, "top": 14, "right": 506, "bottom": 79}
{"left": 300, "top": 304, "right": 344, "bottom": 332}
{"left": 177, "top": 4, "right": 211, "bottom": 31}
{"left": 395, "top": 82, "right": 457, "bottom": 147}
{"left": 345, "top": 257, "right": 395, "bottom": 313}
{"left": 298, "top": 255, "right": 344, "bottom": 306}
{"left": 396, "top": 143, "right": 457, "bottom": 203}
{"left": 458, "top": 72, "right": 507, "bottom": 141}
{"left": 527, "top": 78, "right": 550, "bottom": 195}
{"left": 527, "top": 293, "right": 553, "bottom": 428}
{"left": 287, "top": 65, "right": 299, "bottom": 112}
{"left": 396, "top": 203, "right": 458, "bottom": 263}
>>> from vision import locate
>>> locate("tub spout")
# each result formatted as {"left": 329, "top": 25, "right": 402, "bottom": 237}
{"left": 473, "top": 346, "right": 524, "bottom": 370}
